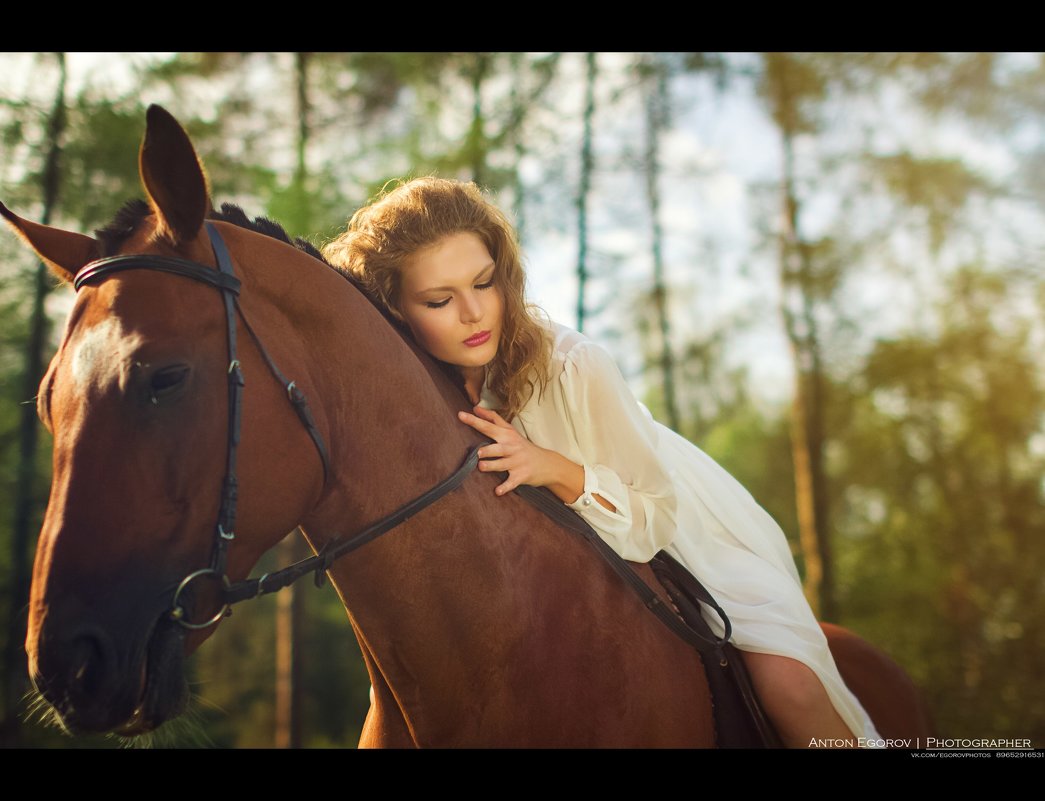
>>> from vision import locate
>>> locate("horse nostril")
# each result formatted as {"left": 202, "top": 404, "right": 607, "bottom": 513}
{"left": 66, "top": 629, "right": 115, "bottom": 702}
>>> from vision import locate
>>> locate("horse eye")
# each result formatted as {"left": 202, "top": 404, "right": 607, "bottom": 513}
{"left": 150, "top": 365, "right": 190, "bottom": 399}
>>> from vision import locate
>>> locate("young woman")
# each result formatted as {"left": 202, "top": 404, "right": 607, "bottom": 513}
{"left": 323, "top": 177, "right": 881, "bottom": 747}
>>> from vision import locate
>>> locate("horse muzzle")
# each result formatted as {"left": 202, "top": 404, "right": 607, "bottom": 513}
{"left": 30, "top": 613, "right": 189, "bottom": 735}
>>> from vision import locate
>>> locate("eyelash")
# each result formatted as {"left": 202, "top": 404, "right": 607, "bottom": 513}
{"left": 425, "top": 280, "right": 495, "bottom": 309}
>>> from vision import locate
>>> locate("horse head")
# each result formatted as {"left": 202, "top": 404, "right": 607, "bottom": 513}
{"left": 2, "top": 106, "right": 333, "bottom": 734}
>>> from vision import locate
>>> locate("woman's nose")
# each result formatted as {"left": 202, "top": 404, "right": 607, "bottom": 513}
{"left": 460, "top": 293, "right": 483, "bottom": 323}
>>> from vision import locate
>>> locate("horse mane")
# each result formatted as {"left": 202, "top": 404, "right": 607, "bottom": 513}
{"left": 97, "top": 199, "right": 335, "bottom": 272}
{"left": 93, "top": 198, "right": 470, "bottom": 400}
{"left": 94, "top": 199, "right": 395, "bottom": 320}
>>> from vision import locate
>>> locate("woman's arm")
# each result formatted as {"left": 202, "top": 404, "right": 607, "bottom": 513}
{"left": 459, "top": 340, "right": 680, "bottom": 563}
{"left": 553, "top": 341, "right": 679, "bottom": 562}
{"left": 459, "top": 405, "right": 617, "bottom": 513}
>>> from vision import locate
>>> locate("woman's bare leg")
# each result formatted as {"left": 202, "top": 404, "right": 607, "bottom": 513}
{"left": 741, "top": 651, "right": 857, "bottom": 747}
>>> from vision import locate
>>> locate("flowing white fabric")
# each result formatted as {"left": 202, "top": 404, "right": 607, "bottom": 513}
{"left": 479, "top": 322, "right": 881, "bottom": 744}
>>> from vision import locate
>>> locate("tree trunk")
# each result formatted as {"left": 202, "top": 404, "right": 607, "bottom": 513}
{"left": 576, "top": 52, "right": 597, "bottom": 333}
{"left": 508, "top": 53, "right": 527, "bottom": 244}
{"left": 2, "top": 52, "right": 66, "bottom": 744}
{"left": 275, "top": 531, "right": 308, "bottom": 749}
{"left": 469, "top": 53, "right": 488, "bottom": 186}
{"left": 274, "top": 53, "right": 311, "bottom": 749}
{"left": 643, "top": 57, "right": 680, "bottom": 432}
{"left": 773, "top": 60, "right": 834, "bottom": 621}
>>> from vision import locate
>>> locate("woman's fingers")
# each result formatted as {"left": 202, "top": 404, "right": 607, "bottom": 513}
{"left": 478, "top": 456, "right": 513, "bottom": 473}
{"left": 460, "top": 409, "right": 521, "bottom": 448}
{"left": 473, "top": 404, "right": 509, "bottom": 427}
{"left": 495, "top": 475, "right": 521, "bottom": 496}
{"left": 457, "top": 406, "right": 528, "bottom": 497}
{"left": 476, "top": 443, "right": 504, "bottom": 460}
{"left": 473, "top": 449, "right": 519, "bottom": 489}
{"left": 458, "top": 410, "right": 502, "bottom": 438}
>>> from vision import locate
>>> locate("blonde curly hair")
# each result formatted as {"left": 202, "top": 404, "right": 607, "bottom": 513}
{"left": 323, "top": 177, "right": 551, "bottom": 420}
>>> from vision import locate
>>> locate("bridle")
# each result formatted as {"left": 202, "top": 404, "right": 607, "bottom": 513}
{"left": 73, "top": 222, "right": 481, "bottom": 630}
{"left": 71, "top": 221, "right": 733, "bottom": 672}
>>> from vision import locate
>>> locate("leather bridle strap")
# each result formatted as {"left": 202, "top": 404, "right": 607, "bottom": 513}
{"left": 74, "top": 254, "right": 242, "bottom": 294}
{"left": 72, "top": 223, "right": 332, "bottom": 630}
{"left": 208, "top": 223, "right": 243, "bottom": 579}
{"left": 73, "top": 230, "right": 245, "bottom": 579}
{"left": 235, "top": 300, "right": 331, "bottom": 486}
{"left": 223, "top": 445, "right": 483, "bottom": 604}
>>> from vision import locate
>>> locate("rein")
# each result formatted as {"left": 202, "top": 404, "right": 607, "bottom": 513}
{"left": 73, "top": 224, "right": 732, "bottom": 666}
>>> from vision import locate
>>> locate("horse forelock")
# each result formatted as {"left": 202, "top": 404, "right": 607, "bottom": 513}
{"left": 95, "top": 199, "right": 152, "bottom": 257}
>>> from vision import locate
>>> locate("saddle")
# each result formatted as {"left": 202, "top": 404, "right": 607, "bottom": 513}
{"left": 515, "top": 483, "right": 783, "bottom": 748}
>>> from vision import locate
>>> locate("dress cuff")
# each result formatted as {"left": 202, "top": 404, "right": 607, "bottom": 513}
{"left": 568, "top": 463, "right": 594, "bottom": 510}
{"left": 566, "top": 463, "right": 626, "bottom": 519}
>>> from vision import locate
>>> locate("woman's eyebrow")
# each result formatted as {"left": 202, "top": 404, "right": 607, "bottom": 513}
{"left": 418, "top": 262, "right": 495, "bottom": 294}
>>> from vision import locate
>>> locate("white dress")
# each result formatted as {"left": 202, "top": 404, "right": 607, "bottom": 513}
{"left": 479, "top": 322, "right": 881, "bottom": 743}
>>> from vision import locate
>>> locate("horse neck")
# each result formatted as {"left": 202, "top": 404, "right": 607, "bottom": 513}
{"left": 229, "top": 227, "right": 575, "bottom": 730}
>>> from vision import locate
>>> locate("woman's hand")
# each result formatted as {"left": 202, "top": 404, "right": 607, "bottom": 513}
{"left": 458, "top": 405, "right": 583, "bottom": 500}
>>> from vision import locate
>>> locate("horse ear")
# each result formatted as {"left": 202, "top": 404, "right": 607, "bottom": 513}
{"left": 139, "top": 105, "right": 212, "bottom": 246}
{"left": 0, "top": 201, "right": 98, "bottom": 285}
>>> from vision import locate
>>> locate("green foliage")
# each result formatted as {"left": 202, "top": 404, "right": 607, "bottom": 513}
{"left": 913, "top": 53, "right": 1007, "bottom": 121}
{"left": 144, "top": 52, "right": 246, "bottom": 84}
{"left": 265, "top": 170, "right": 354, "bottom": 244}
{"left": 866, "top": 153, "right": 995, "bottom": 252}
{"left": 697, "top": 402, "right": 801, "bottom": 564}
{"left": 681, "top": 263, "right": 1045, "bottom": 742}
{"left": 788, "top": 236, "right": 846, "bottom": 302}
{"left": 52, "top": 94, "right": 147, "bottom": 230}
{"left": 746, "top": 52, "right": 1044, "bottom": 741}
{"left": 832, "top": 266, "right": 1045, "bottom": 740}
{"left": 759, "top": 53, "right": 828, "bottom": 136}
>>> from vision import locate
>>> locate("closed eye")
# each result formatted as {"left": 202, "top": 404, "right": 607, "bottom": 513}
{"left": 421, "top": 272, "right": 495, "bottom": 309}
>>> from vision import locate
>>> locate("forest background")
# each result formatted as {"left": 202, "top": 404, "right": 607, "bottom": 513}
{"left": 0, "top": 52, "right": 1042, "bottom": 748}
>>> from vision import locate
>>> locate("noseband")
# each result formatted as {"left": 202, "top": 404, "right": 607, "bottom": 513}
{"left": 74, "top": 223, "right": 481, "bottom": 629}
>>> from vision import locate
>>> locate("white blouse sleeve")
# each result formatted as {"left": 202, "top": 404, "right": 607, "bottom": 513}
{"left": 558, "top": 341, "right": 678, "bottom": 563}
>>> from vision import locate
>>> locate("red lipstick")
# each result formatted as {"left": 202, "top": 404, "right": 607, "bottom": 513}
{"left": 464, "top": 331, "right": 491, "bottom": 347}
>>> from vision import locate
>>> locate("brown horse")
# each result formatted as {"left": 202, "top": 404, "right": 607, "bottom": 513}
{"left": 3, "top": 106, "right": 930, "bottom": 746}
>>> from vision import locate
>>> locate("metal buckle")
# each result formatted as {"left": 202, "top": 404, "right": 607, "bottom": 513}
{"left": 169, "top": 568, "right": 232, "bottom": 630}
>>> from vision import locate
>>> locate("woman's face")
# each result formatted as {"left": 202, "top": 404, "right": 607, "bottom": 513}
{"left": 398, "top": 231, "right": 503, "bottom": 372}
